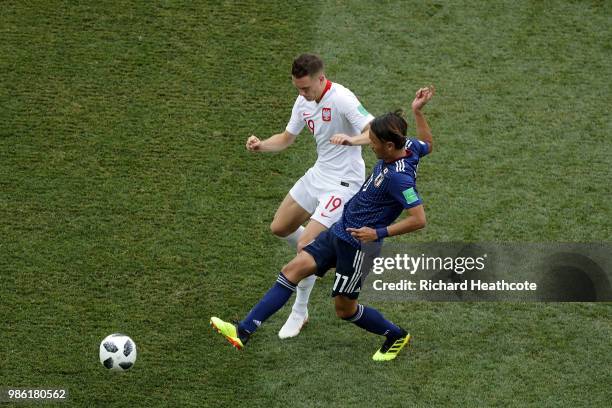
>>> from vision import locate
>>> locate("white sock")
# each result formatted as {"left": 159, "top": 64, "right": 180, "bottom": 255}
{"left": 282, "top": 225, "right": 305, "bottom": 249}
{"left": 292, "top": 274, "right": 316, "bottom": 316}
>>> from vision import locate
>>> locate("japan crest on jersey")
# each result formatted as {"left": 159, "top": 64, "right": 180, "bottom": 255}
{"left": 374, "top": 172, "right": 385, "bottom": 187}
{"left": 322, "top": 107, "right": 332, "bottom": 122}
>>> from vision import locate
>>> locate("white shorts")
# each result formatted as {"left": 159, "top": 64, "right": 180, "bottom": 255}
{"left": 289, "top": 167, "right": 362, "bottom": 228}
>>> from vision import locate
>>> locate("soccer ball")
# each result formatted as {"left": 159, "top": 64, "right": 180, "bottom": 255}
{"left": 99, "top": 333, "right": 137, "bottom": 371}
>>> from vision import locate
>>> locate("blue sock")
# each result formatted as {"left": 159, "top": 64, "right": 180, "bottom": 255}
{"left": 344, "top": 304, "right": 403, "bottom": 338}
{"left": 238, "top": 273, "right": 296, "bottom": 335}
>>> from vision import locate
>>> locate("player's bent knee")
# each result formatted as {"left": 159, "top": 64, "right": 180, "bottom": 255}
{"left": 334, "top": 298, "right": 358, "bottom": 320}
{"left": 335, "top": 305, "right": 355, "bottom": 320}
{"left": 281, "top": 252, "right": 316, "bottom": 284}
{"left": 270, "top": 220, "right": 292, "bottom": 237}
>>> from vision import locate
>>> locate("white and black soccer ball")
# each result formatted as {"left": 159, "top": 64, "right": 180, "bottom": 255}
{"left": 99, "top": 333, "right": 137, "bottom": 372}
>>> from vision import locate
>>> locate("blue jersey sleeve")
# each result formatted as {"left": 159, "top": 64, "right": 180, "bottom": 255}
{"left": 389, "top": 172, "right": 422, "bottom": 209}
{"left": 406, "top": 138, "right": 430, "bottom": 158}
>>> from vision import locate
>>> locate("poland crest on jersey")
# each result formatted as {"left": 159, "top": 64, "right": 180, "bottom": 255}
{"left": 322, "top": 107, "right": 332, "bottom": 122}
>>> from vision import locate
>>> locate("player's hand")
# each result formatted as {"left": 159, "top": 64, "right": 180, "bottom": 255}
{"left": 412, "top": 85, "right": 435, "bottom": 112}
{"left": 246, "top": 135, "right": 262, "bottom": 151}
{"left": 346, "top": 227, "right": 378, "bottom": 243}
{"left": 330, "top": 134, "right": 353, "bottom": 146}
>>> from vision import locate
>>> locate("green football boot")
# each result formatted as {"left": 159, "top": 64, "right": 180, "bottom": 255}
{"left": 210, "top": 317, "right": 247, "bottom": 350}
{"left": 372, "top": 329, "right": 411, "bottom": 361}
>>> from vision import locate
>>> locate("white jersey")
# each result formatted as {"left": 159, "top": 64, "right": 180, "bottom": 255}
{"left": 286, "top": 81, "right": 374, "bottom": 184}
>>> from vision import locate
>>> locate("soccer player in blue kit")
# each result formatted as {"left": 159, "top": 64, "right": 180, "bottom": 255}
{"left": 212, "top": 86, "right": 435, "bottom": 361}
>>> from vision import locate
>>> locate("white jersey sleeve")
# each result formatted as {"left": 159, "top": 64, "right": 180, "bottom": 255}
{"left": 286, "top": 97, "right": 305, "bottom": 136}
{"left": 336, "top": 88, "right": 374, "bottom": 133}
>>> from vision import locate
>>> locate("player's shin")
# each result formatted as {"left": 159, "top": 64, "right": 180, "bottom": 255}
{"left": 343, "top": 304, "right": 403, "bottom": 338}
{"left": 238, "top": 272, "right": 297, "bottom": 338}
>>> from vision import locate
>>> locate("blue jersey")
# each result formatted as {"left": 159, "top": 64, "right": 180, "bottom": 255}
{"left": 332, "top": 138, "right": 430, "bottom": 248}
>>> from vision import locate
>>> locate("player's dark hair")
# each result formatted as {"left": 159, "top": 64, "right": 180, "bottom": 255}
{"left": 370, "top": 110, "right": 408, "bottom": 149}
{"left": 292, "top": 54, "right": 324, "bottom": 78}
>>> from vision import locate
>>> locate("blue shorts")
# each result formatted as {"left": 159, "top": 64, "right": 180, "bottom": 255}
{"left": 303, "top": 230, "right": 378, "bottom": 299}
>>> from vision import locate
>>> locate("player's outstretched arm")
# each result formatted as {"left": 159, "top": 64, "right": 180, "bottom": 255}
{"left": 412, "top": 86, "right": 435, "bottom": 152}
{"left": 346, "top": 206, "right": 426, "bottom": 243}
{"left": 385, "top": 205, "right": 426, "bottom": 237}
{"left": 246, "top": 130, "right": 297, "bottom": 152}
{"left": 346, "top": 205, "right": 426, "bottom": 243}
{"left": 330, "top": 124, "right": 372, "bottom": 146}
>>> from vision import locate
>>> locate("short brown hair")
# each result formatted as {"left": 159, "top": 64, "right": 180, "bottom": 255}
{"left": 292, "top": 54, "right": 324, "bottom": 78}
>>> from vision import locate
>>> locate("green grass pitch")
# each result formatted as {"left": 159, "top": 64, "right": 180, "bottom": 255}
{"left": 1, "top": 1, "right": 610, "bottom": 406}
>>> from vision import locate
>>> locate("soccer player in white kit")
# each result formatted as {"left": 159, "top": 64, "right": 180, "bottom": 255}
{"left": 245, "top": 54, "right": 374, "bottom": 338}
